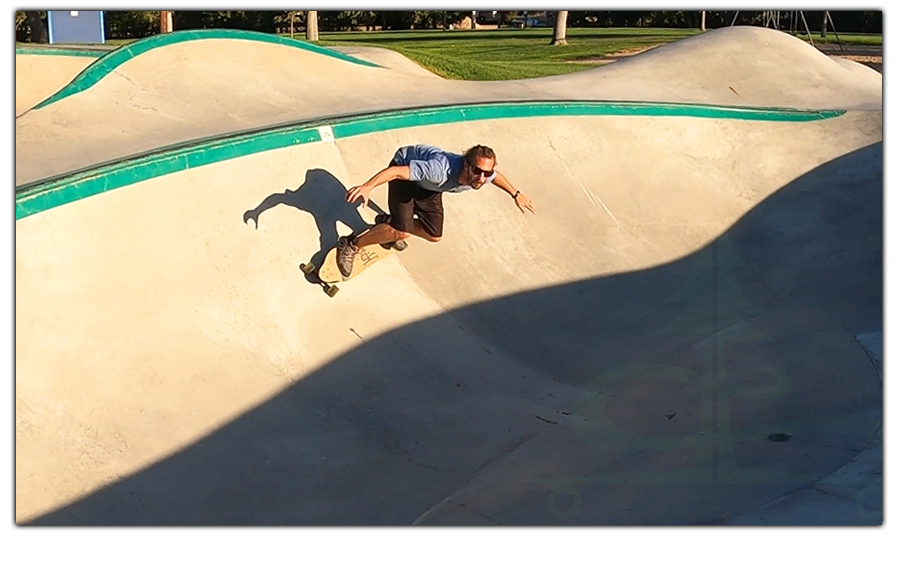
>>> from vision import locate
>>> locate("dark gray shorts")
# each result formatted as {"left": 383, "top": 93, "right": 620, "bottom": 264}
{"left": 387, "top": 165, "right": 444, "bottom": 238}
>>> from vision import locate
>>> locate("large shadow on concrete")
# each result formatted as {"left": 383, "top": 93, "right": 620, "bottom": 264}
{"left": 26, "top": 144, "right": 882, "bottom": 525}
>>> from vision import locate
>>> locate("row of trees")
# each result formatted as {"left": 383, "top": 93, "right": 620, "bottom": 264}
{"left": 14, "top": 10, "right": 481, "bottom": 40}
{"left": 16, "top": 10, "right": 882, "bottom": 43}
{"left": 566, "top": 10, "right": 880, "bottom": 31}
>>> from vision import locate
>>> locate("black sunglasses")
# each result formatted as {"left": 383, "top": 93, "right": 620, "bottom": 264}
{"left": 467, "top": 162, "right": 494, "bottom": 178}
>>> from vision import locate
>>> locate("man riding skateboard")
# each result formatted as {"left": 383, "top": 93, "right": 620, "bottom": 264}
{"left": 338, "top": 144, "right": 537, "bottom": 277}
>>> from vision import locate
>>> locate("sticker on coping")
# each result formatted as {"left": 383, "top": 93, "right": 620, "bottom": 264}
{"left": 317, "top": 126, "right": 335, "bottom": 143}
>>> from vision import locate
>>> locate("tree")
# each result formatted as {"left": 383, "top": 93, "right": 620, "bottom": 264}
{"left": 25, "top": 10, "right": 48, "bottom": 42}
{"left": 701, "top": 10, "right": 707, "bottom": 31}
{"left": 414, "top": 10, "right": 450, "bottom": 29}
{"left": 550, "top": 11, "right": 568, "bottom": 45}
{"left": 378, "top": 11, "right": 415, "bottom": 30}
{"left": 105, "top": 11, "right": 158, "bottom": 38}
{"left": 160, "top": 10, "right": 173, "bottom": 33}
{"left": 306, "top": 11, "right": 319, "bottom": 41}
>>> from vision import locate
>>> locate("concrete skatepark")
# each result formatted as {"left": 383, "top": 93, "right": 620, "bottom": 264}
{"left": 15, "top": 27, "right": 883, "bottom": 528}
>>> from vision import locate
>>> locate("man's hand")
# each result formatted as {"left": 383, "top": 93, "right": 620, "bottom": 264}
{"left": 514, "top": 192, "right": 537, "bottom": 215}
{"left": 346, "top": 184, "right": 373, "bottom": 208}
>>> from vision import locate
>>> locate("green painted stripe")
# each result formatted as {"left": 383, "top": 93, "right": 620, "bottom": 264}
{"left": 31, "top": 29, "right": 381, "bottom": 110}
{"left": 331, "top": 101, "right": 843, "bottom": 138}
{"left": 16, "top": 125, "right": 324, "bottom": 219}
{"left": 15, "top": 101, "right": 846, "bottom": 220}
{"left": 16, "top": 46, "right": 109, "bottom": 58}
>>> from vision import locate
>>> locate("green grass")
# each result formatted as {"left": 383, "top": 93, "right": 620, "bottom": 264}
{"left": 316, "top": 28, "right": 703, "bottom": 80}
{"left": 316, "top": 27, "right": 881, "bottom": 80}
{"left": 790, "top": 31, "right": 883, "bottom": 46}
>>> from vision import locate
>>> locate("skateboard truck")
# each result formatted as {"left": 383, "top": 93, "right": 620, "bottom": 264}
{"left": 300, "top": 262, "right": 339, "bottom": 297}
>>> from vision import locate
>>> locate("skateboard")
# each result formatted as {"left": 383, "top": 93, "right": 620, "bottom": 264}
{"left": 301, "top": 238, "right": 407, "bottom": 297}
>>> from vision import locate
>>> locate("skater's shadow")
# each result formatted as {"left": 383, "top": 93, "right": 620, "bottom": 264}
{"left": 243, "top": 169, "right": 386, "bottom": 277}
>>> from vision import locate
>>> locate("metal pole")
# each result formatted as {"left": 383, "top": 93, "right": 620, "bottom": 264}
{"left": 825, "top": 11, "right": 844, "bottom": 50}
{"left": 799, "top": 11, "right": 814, "bottom": 45}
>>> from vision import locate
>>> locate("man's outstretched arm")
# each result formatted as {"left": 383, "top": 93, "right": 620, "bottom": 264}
{"left": 491, "top": 171, "right": 537, "bottom": 214}
{"left": 346, "top": 165, "right": 410, "bottom": 207}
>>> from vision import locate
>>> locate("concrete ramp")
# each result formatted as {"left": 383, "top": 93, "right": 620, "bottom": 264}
{"left": 14, "top": 47, "right": 102, "bottom": 116}
{"left": 15, "top": 27, "right": 882, "bottom": 525}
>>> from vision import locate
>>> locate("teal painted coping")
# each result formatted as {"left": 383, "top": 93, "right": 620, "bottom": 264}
{"left": 31, "top": 28, "right": 381, "bottom": 110}
{"left": 15, "top": 101, "right": 846, "bottom": 220}
{"left": 16, "top": 46, "right": 109, "bottom": 58}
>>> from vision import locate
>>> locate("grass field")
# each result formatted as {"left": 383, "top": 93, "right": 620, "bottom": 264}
{"left": 315, "top": 27, "right": 882, "bottom": 80}
{"left": 316, "top": 28, "right": 702, "bottom": 80}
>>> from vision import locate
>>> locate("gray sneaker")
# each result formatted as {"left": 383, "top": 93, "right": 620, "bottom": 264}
{"left": 374, "top": 214, "right": 408, "bottom": 251}
{"left": 336, "top": 235, "right": 358, "bottom": 278}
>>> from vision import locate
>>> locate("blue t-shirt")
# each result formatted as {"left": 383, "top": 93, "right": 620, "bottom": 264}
{"left": 392, "top": 145, "right": 496, "bottom": 193}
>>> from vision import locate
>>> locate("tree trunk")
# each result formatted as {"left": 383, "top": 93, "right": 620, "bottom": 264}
{"left": 821, "top": 11, "right": 828, "bottom": 38}
{"left": 550, "top": 11, "right": 568, "bottom": 45}
{"left": 701, "top": 11, "right": 706, "bottom": 31}
{"left": 306, "top": 11, "right": 319, "bottom": 41}
{"left": 26, "top": 10, "right": 48, "bottom": 43}
{"left": 160, "top": 11, "right": 173, "bottom": 33}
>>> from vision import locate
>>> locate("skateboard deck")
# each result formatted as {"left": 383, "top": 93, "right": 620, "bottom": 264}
{"left": 301, "top": 241, "right": 397, "bottom": 297}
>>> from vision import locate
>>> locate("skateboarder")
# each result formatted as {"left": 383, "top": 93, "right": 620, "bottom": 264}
{"left": 338, "top": 144, "right": 536, "bottom": 277}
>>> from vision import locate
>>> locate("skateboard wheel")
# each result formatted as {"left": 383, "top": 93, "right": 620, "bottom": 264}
{"left": 325, "top": 285, "right": 339, "bottom": 297}
{"left": 393, "top": 240, "right": 408, "bottom": 251}
{"left": 300, "top": 263, "right": 316, "bottom": 275}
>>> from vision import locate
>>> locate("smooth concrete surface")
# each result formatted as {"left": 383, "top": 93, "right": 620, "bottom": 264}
{"left": 14, "top": 51, "right": 98, "bottom": 116}
{"left": 11, "top": 43, "right": 431, "bottom": 119}
{"left": 722, "top": 333, "right": 883, "bottom": 525}
{"left": 15, "top": 26, "right": 883, "bottom": 527}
